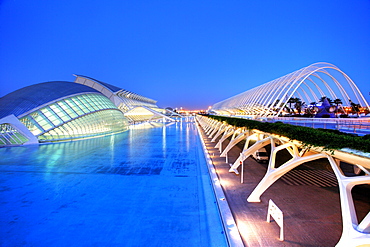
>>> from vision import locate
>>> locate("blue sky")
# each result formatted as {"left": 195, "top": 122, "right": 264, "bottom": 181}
{"left": 1, "top": 0, "right": 369, "bottom": 110}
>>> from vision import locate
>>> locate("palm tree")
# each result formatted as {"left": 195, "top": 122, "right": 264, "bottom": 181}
{"left": 319, "top": 96, "right": 333, "bottom": 105}
{"left": 287, "top": 97, "right": 302, "bottom": 114}
{"left": 294, "top": 98, "right": 303, "bottom": 115}
{"left": 349, "top": 99, "right": 361, "bottom": 116}
{"left": 273, "top": 99, "right": 281, "bottom": 107}
{"left": 319, "top": 96, "right": 326, "bottom": 102}
{"left": 333, "top": 98, "right": 343, "bottom": 117}
{"left": 287, "top": 97, "right": 296, "bottom": 113}
{"left": 271, "top": 99, "right": 283, "bottom": 113}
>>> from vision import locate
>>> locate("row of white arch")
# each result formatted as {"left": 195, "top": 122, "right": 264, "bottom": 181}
{"left": 196, "top": 115, "right": 370, "bottom": 246}
{"left": 212, "top": 62, "right": 370, "bottom": 117}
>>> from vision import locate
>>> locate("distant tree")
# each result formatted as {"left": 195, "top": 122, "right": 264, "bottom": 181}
{"left": 319, "top": 96, "right": 333, "bottom": 105}
{"left": 307, "top": 101, "right": 318, "bottom": 117}
{"left": 269, "top": 99, "right": 283, "bottom": 113}
{"left": 304, "top": 106, "right": 315, "bottom": 117}
{"left": 333, "top": 98, "right": 342, "bottom": 107}
{"left": 287, "top": 97, "right": 296, "bottom": 113}
{"left": 349, "top": 99, "right": 361, "bottom": 116}
{"left": 287, "top": 97, "right": 302, "bottom": 114}
{"left": 333, "top": 98, "right": 343, "bottom": 117}
{"left": 294, "top": 98, "right": 304, "bottom": 115}
{"left": 273, "top": 99, "right": 282, "bottom": 107}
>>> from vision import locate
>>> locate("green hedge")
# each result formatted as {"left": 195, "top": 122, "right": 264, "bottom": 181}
{"left": 205, "top": 115, "right": 370, "bottom": 153}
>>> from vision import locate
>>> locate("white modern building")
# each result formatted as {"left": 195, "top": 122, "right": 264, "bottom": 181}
{"left": 0, "top": 76, "right": 180, "bottom": 146}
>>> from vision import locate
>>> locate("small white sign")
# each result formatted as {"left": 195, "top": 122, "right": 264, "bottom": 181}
{"left": 267, "top": 199, "right": 284, "bottom": 241}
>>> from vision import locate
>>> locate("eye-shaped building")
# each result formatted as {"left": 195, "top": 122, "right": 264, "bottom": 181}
{"left": 0, "top": 75, "right": 175, "bottom": 146}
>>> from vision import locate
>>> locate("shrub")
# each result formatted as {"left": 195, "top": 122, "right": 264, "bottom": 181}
{"left": 205, "top": 115, "right": 370, "bottom": 153}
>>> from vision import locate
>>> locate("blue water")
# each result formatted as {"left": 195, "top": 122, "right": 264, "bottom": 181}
{"left": 0, "top": 121, "right": 227, "bottom": 247}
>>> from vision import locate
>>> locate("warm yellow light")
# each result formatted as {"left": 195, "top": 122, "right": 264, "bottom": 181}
{"left": 219, "top": 179, "right": 232, "bottom": 187}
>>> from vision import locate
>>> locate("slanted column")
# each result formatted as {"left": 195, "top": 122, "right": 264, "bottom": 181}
{"left": 220, "top": 130, "right": 249, "bottom": 157}
{"left": 208, "top": 122, "right": 222, "bottom": 138}
{"left": 211, "top": 124, "right": 228, "bottom": 142}
{"left": 206, "top": 120, "right": 220, "bottom": 136}
{"left": 247, "top": 142, "right": 326, "bottom": 202}
{"left": 215, "top": 126, "right": 235, "bottom": 152}
{"left": 229, "top": 136, "right": 271, "bottom": 174}
{"left": 327, "top": 156, "right": 370, "bottom": 246}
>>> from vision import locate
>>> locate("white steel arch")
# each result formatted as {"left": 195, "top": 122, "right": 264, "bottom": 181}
{"left": 212, "top": 62, "right": 370, "bottom": 117}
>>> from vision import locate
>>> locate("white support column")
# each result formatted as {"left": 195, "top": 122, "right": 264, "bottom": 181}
{"left": 326, "top": 156, "right": 370, "bottom": 247}
{"left": 0, "top": 115, "right": 39, "bottom": 145}
{"left": 220, "top": 130, "right": 249, "bottom": 157}
{"left": 208, "top": 122, "right": 222, "bottom": 138}
{"left": 203, "top": 120, "right": 214, "bottom": 133}
{"left": 211, "top": 123, "right": 226, "bottom": 141}
{"left": 215, "top": 126, "right": 235, "bottom": 152}
{"left": 247, "top": 142, "right": 326, "bottom": 202}
{"left": 357, "top": 212, "right": 370, "bottom": 233}
{"left": 240, "top": 153, "right": 244, "bottom": 183}
{"left": 203, "top": 118, "right": 216, "bottom": 133}
{"left": 205, "top": 120, "right": 217, "bottom": 135}
{"left": 229, "top": 136, "right": 271, "bottom": 174}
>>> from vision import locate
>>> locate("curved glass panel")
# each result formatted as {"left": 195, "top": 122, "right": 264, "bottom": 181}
{"left": 19, "top": 93, "right": 128, "bottom": 142}
{"left": 0, "top": 124, "right": 29, "bottom": 146}
{"left": 38, "top": 110, "right": 128, "bottom": 142}
{"left": 0, "top": 81, "right": 100, "bottom": 119}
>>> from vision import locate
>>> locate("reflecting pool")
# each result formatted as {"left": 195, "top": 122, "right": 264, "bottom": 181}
{"left": 0, "top": 121, "right": 227, "bottom": 247}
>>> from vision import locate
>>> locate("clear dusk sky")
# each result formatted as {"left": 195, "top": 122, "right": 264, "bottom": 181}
{"left": 1, "top": 0, "right": 369, "bottom": 110}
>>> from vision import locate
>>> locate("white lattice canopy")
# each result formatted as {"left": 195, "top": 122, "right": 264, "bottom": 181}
{"left": 212, "top": 62, "right": 369, "bottom": 117}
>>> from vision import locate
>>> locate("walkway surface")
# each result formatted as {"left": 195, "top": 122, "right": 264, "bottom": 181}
{"left": 198, "top": 125, "right": 370, "bottom": 247}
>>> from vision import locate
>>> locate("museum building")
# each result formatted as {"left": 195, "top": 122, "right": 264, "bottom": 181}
{"left": 0, "top": 75, "right": 172, "bottom": 146}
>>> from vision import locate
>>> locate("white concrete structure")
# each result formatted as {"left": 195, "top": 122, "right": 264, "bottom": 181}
{"left": 0, "top": 114, "right": 38, "bottom": 145}
{"left": 211, "top": 62, "right": 370, "bottom": 117}
{"left": 196, "top": 115, "right": 370, "bottom": 247}
{"left": 75, "top": 75, "right": 182, "bottom": 122}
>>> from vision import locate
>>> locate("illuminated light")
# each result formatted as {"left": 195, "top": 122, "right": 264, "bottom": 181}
{"left": 227, "top": 223, "right": 236, "bottom": 229}
{"left": 229, "top": 227, "right": 241, "bottom": 238}
{"left": 217, "top": 178, "right": 226, "bottom": 186}
{"left": 219, "top": 197, "right": 225, "bottom": 201}
{"left": 235, "top": 221, "right": 256, "bottom": 242}
{"left": 226, "top": 219, "right": 235, "bottom": 226}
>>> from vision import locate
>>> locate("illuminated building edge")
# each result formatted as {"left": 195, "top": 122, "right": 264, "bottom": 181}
{"left": 0, "top": 76, "right": 175, "bottom": 146}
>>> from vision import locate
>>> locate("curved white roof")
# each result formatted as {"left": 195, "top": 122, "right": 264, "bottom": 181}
{"left": 212, "top": 62, "right": 370, "bottom": 116}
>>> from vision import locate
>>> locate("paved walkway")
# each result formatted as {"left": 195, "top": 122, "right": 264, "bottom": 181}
{"left": 198, "top": 126, "right": 370, "bottom": 247}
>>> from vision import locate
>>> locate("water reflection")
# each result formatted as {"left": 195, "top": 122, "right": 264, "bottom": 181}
{"left": 0, "top": 132, "right": 128, "bottom": 171}
{"left": 162, "top": 124, "right": 166, "bottom": 156}
{"left": 0, "top": 120, "right": 198, "bottom": 176}
{"left": 0, "top": 119, "right": 227, "bottom": 247}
